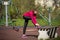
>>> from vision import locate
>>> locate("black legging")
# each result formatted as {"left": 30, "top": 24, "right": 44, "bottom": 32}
{"left": 23, "top": 16, "right": 31, "bottom": 34}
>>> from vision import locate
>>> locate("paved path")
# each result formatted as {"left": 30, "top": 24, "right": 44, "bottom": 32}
{"left": 0, "top": 26, "right": 60, "bottom": 40}
{"left": 0, "top": 26, "right": 38, "bottom": 40}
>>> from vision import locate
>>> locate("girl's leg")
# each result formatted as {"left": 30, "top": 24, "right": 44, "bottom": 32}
{"left": 23, "top": 19, "right": 29, "bottom": 34}
{"left": 22, "top": 16, "right": 30, "bottom": 38}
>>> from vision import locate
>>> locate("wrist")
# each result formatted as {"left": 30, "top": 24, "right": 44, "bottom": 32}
{"left": 35, "top": 23, "right": 39, "bottom": 25}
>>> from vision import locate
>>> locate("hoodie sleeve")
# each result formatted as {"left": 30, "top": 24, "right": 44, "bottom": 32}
{"left": 31, "top": 16, "right": 37, "bottom": 25}
{"left": 30, "top": 11, "right": 37, "bottom": 25}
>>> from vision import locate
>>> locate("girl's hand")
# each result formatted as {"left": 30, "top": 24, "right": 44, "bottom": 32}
{"left": 35, "top": 23, "right": 41, "bottom": 29}
{"left": 35, "top": 23, "right": 40, "bottom": 27}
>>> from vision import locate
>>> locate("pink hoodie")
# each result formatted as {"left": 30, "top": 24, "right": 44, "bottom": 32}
{"left": 23, "top": 10, "right": 37, "bottom": 25}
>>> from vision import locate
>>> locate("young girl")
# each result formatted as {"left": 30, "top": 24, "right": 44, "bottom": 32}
{"left": 22, "top": 10, "right": 41, "bottom": 38}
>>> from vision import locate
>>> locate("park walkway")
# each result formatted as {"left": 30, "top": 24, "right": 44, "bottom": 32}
{"left": 0, "top": 26, "right": 60, "bottom": 40}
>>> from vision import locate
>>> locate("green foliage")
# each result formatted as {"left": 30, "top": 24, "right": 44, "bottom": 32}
{"left": 8, "top": 0, "right": 35, "bottom": 18}
{"left": 37, "top": 19, "right": 48, "bottom": 26}
{"left": 0, "top": 0, "right": 60, "bottom": 26}
{"left": 7, "top": 18, "right": 60, "bottom": 27}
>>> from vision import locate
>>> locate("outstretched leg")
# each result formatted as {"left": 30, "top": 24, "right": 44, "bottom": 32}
{"left": 22, "top": 19, "right": 29, "bottom": 38}
{"left": 23, "top": 19, "right": 29, "bottom": 34}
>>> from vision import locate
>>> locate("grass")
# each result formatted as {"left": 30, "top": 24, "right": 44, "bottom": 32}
{"left": 7, "top": 18, "right": 60, "bottom": 27}
{"left": 11, "top": 19, "right": 48, "bottom": 26}
{"left": 51, "top": 19, "right": 60, "bottom": 26}
{"left": 0, "top": 18, "right": 60, "bottom": 27}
